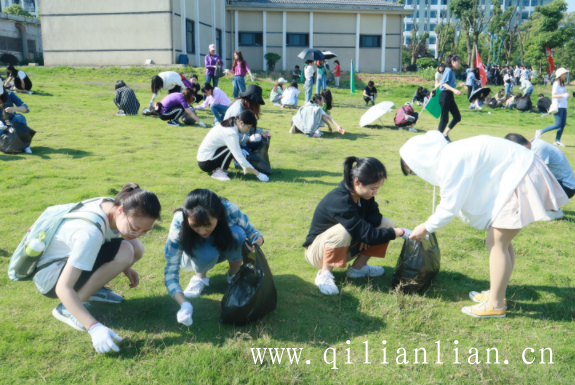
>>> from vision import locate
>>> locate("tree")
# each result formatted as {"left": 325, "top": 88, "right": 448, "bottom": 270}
{"left": 2, "top": 4, "right": 33, "bottom": 18}
{"left": 435, "top": 9, "right": 457, "bottom": 63}
{"left": 264, "top": 53, "right": 281, "bottom": 72}
{"left": 409, "top": 0, "right": 430, "bottom": 65}
{"left": 487, "top": 3, "right": 515, "bottom": 64}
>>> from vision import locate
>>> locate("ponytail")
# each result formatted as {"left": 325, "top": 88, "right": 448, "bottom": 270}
{"left": 113, "top": 183, "right": 162, "bottom": 219}
{"left": 445, "top": 55, "right": 461, "bottom": 70}
{"left": 343, "top": 157, "right": 387, "bottom": 192}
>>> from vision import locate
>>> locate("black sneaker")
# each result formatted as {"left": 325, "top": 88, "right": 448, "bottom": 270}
{"left": 444, "top": 135, "right": 452, "bottom": 143}
{"left": 89, "top": 287, "right": 124, "bottom": 303}
{"left": 167, "top": 119, "right": 180, "bottom": 126}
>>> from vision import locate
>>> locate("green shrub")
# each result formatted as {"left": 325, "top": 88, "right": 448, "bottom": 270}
{"left": 416, "top": 57, "right": 437, "bottom": 70}
{"left": 418, "top": 67, "right": 436, "bottom": 81}
{"left": 264, "top": 53, "right": 281, "bottom": 72}
{"left": 3, "top": 4, "right": 33, "bottom": 18}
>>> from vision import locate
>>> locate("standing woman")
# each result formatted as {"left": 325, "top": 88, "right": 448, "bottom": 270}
{"left": 205, "top": 44, "right": 223, "bottom": 87}
{"left": 197, "top": 110, "right": 269, "bottom": 182}
{"left": 437, "top": 55, "right": 462, "bottom": 142}
{"left": 149, "top": 71, "right": 186, "bottom": 109}
{"left": 535, "top": 68, "right": 570, "bottom": 146}
{"left": 434, "top": 63, "right": 445, "bottom": 90}
{"left": 4, "top": 65, "right": 32, "bottom": 94}
{"left": 333, "top": 60, "right": 341, "bottom": 88}
{"left": 304, "top": 60, "right": 316, "bottom": 103}
{"left": 401, "top": 132, "right": 569, "bottom": 318}
{"left": 316, "top": 60, "right": 328, "bottom": 94}
{"left": 33, "top": 183, "right": 161, "bottom": 352}
{"left": 231, "top": 51, "right": 255, "bottom": 99}
{"left": 164, "top": 189, "right": 264, "bottom": 326}
{"left": 465, "top": 68, "right": 480, "bottom": 101}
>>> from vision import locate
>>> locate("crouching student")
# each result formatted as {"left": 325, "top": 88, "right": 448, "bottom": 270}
{"left": 197, "top": 110, "right": 269, "bottom": 182}
{"left": 36, "top": 183, "right": 161, "bottom": 352}
{"left": 400, "top": 131, "right": 569, "bottom": 318}
{"left": 281, "top": 82, "right": 300, "bottom": 109}
{"left": 289, "top": 94, "right": 344, "bottom": 137}
{"left": 155, "top": 87, "right": 207, "bottom": 127}
{"left": 394, "top": 102, "right": 418, "bottom": 132}
{"left": 303, "top": 157, "right": 407, "bottom": 295}
{"left": 164, "top": 189, "right": 264, "bottom": 326}
{"left": 114, "top": 80, "right": 140, "bottom": 116}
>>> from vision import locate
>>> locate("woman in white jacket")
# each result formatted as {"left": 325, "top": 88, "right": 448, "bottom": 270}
{"left": 399, "top": 131, "right": 569, "bottom": 318}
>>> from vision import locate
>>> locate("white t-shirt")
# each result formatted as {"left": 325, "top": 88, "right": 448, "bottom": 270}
{"left": 39, "top": 199, "right": 120, "bottom": 271}
{"left": 304, "top": 65, "right": 315, "bottom": 80}
{"left": 435, "top": 72, "right": 442, "bottom": 87}
{"left": 552, "top": 81, "right": 568, "bottom": 108}
{"left": 17, "top": 70, "right": 27, "bottom": 80}
{"left": 281, "top": 87, "right": 300, "bottom": 105}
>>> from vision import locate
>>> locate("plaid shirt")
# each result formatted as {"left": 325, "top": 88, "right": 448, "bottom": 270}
{"left": 164, "top": 199, "right": 262, "bottom": 297}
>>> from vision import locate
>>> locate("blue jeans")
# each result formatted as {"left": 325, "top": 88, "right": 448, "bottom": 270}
{"left": 185, "top": 225, "right": 245, "bottom": 274}
{"left": 205, "top": 74, "right": 219, "bottom": 88}
{"left": 504, "top": 83, "right": 513, "bottom": 98}
{"left": 542, "top": 108, "right": 567, "bottom": 142}
{"left": 304, "top": 78, "right": 313, "bottom": 102}
{"left": 233, "top": 76, "right": 246, "bottom": 99}
{"left": 316, "top": 75, "right": 326, "bottom": 94}
{"left": 523, "top": 86, "right": 533, "bottom": 97}
{"left": 210, "top": 104, "right": 229, "bottom": 122}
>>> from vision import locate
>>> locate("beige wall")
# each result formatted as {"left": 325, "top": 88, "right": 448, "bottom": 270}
{"left": 0, "top": 14, "right": 42, "bottom": 61}
{"left": 42, "top": 0, "right": 173, "bottom": 66}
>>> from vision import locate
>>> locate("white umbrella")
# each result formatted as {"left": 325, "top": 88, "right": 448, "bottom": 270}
{"left": 359, "top": 101, "right": 395, "bottom": 127}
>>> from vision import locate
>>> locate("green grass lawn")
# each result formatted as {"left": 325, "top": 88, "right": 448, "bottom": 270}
{"left": 0, "top": 66, "right": 574, "bottom": 384}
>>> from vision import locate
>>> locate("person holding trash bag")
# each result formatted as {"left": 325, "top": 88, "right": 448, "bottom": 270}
{"left": 154, "top": 88, "right": 207, "bottom": 127}
{"left": 224, "top": 84, "right": 265, "bottom": 121}
{"left": 303, "top": 157, "right": 408, "bottom": 295}
{"left": 400, "top": 131, "right": 569, "bottom": 318}
{"left": 0, "top": 83, "right": 29, "bottom": 125}
{"left": 164, "top": 189, "right": 264, "bottom": 325}
{"left": 231, "top": 51, "right": 255, "bottom": 99}
{"left": 25, "top": 183, "right": 161, "bottom": 352}
{"left": 437, "top": 55, "right": 462, "bottom": 142}
{"left": 197, "top": 110, "right": 269, "bottom": 182}
{"left": 205, "top": 44, "right": 223, "bottom": 87}
{"left": 149, "top": 71, "right": 186, "bottom": 109}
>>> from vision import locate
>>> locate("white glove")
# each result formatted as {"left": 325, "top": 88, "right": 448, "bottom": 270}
{"left": 88, "top": 323, "right": 122, "bottom": 353}
{"left": 257, "top": 173, "right": 269, "bottom": 182}
{"left": 199, "top": 121, "right": 207, "bottom": 128}
{"left": 177, "top": 302, "right": 193, "bottom": 326}
{"left": 401, "top": 228, "right": 413, "bottom": 241}
{"left": 242, "top": 149, "right": 250, "bottom": 157}
{"left": 251, "top": 76, "right": 255, "bottom": 82}
{"left": 149, "top": 101, "right": 153, "bottom": 109}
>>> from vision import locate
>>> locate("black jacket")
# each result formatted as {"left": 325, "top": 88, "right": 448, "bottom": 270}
{"left": 303, "top": 181, "right": 396, "bottom": 247}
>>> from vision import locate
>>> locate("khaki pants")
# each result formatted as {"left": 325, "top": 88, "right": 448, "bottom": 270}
{"left": 305, "top": 218, "right": 393, "bottom": 269}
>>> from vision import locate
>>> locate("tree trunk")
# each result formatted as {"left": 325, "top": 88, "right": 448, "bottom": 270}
{"left": 465, "top": 29, "right": 471, "bottom": 66}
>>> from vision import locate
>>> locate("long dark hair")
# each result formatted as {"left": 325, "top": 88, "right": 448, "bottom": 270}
{"left": 334, "top": 60, "right": 340, "bottom": 66}
{"left": 151, "top": 75, "right": 164, "bottom": 94}
{"left": 321, "top": 89, "right": 332, "bottom": 110}
{"left": 343, "top": 157, "right": 387, "bottom": 192}
{"left": 231, "top": 50, "right": 246, "bottom": 70}
{"left": 6, "top": 65, "right": 17, "bottom": 77}
{"left": 175, "top": 189, "right": 234, "bottom": 255}
{"left": 272, "top": 81, "right": 284, "bottom": 92}
{"left": 181, "top": 87, "right": 196, "bottom": 104}
{"left": 113, "top": 183, "right": 162, "bottom": 219}
{"left": 445, "top": 55, "right": 461, "bottom": 70}
{"left": 115, "top": 80, "right": 127, "bottom": 90}
{"left": 238, "top": 98, "right": 261, "bottom": 119}
{"left": 220, "top": 110, "right": 258, "bottom": 129}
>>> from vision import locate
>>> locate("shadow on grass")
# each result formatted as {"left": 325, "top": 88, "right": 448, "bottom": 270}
{"left": 92, "top": 274, "right": 386, "bottom": 355}
{"left": 319, "top": 132, "right": 371, "bottom": 141}
{"left": 31, "top": 147, "right": 92, "bottom": 159}
{"left": 0, "top": 249, "right": 10, "bottom": 258}
{"left": 0, "top": 154, "right": 26, "bottom": 161}
{"left": 29, "top": 91, "right": 54, "bottom": 97}
{"left": 270, "top": 168, "right": 341, "bottom": 185}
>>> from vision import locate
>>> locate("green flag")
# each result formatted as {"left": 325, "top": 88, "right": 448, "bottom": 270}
{"left": 423, "top": 89, "right": 441, "bottom": 119}
{"left": 350, "top": 60, "right": 355, "bottom": 94}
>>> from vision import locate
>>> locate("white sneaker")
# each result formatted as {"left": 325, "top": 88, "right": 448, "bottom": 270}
{"left": 534, "top": 130, "right": 542, "bottom": 140}
{"left": 184, "top": 276, "right": 210, "bottom": 298}
{"left": 554, "top": 141, "right": 566, "bottom": 147}
{"left": 211, "top": 169, "right": 230, "bottom": 181}
{"left": 314, "top": 270, "right": 339, "bottom": 295}
{"left": 541, "top": 113, "right": 549, "bottom": 118}
{"left": 28, "top": 91, "right": 33, "bottom": 95}
{"left": 312, "top": 129, "right": 322, "bottom": 138}
{"left": 24, "top": 147, "right": 32, "bottom": 154}
{"left": 416, "top": 101, "right": 422, "bottom": 106}
{"left": 199, "top": 121, "right": 207, "bottom": 128}
{"left": 227, "top": 270, "right": 236, "bottom": 284}
{"left": 273, "top": 103, "right": 281, "bottom": 107}
{"left": 346, "top": 264, "right": 384, "bottom": 278}
{"left": 543, "top": 208, "right": 564, "bottom": 221}
{"left": 408, "top": 127, "right": 417, "bottom": 133}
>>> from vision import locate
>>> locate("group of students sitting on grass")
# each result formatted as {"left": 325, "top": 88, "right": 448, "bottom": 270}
{"left": 18, "top": 130, "right": 572, "bottom": 354}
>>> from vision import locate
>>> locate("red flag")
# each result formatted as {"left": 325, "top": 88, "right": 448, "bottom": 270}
{"left": 475, "top": 45, "right": 487, "bottom": 87}
{"left": 545, "top": 46, "right": 554, "bottom": 76}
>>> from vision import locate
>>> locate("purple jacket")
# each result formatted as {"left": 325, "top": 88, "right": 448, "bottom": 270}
{"left": 205, "top": 54, "right": 222, "bottom": 75}
{"left": 159, "top": 93, "right": 188, "bottom": 114}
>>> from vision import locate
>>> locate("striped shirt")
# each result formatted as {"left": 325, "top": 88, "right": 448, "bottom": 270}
{"left": 114, "top": 86, "right": 140, "bottom": 115}
{"left": 163, "top": 199, "right": 262, "bottom": 297}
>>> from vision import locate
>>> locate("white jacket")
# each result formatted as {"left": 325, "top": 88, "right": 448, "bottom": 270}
{"left": 399, "top": 131, "right": 534, "bottom": 232}
{"left": 197, "top": 123, "right": 254, "bottom": 171}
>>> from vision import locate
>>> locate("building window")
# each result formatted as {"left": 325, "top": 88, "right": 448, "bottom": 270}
{"left": 430, "top": 24, "right": 437, "bottom": 31}
{"left": 239, "top": 32, "right": 263, "bottom": 46}
{"left": 441, "top": 0, "right": 447, "bottom": 4}
{"left": 216, "top": 29, "right": 222, "bottom": 56}
{"left": 360, "top": 35, "right": 382, "bottom": 48}
{"left": 429, "top": 49, "right": 436, "bottom": 57}
{"left": 429, "top": 11, "right": 437, "bottom": 18}
{"left": 430, "top": 0, "right": 438, "bottom": 4}
{"left": 429, "top": 37, "right": 437, "bottom": 44}
{"left": 523, "top": 0, "right": 530, "bottom": 6}
{"left": 405, "top": 23, "right": 413, "bottom": 31}
{"left": 405, "top": 37, "right": 412, "bottom": 45}
{"left": 406, "top": 0, "right": 413, "bottom": 4}
{"left": 286, "top": 33, "right": 309, "bottom": 47}
{"left": 186, "top": 20, "right": 195, "bottom": 54}
{"left": 521, "top": 11, "right": 529, "bottom": 20}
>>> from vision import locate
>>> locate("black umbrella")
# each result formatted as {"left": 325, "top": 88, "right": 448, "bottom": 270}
{"left": 298, "top": 48, "right": 325, "bottom": 61}
{"left": 321, "top": 51, "right": 337, "bottom": 60}
{"left": 469, "top": 87, "right": 491, "bottom": 102}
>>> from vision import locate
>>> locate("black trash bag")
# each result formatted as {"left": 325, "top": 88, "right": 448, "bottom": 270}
{"left": 141, "top": 107, "right": 157, "bottom": 116}
{"left": 246, "top": 137, "right": 272, "bottom": 176}
{"left": 0, "top": 123, "right": 36, "bottom": 154}
{"left": 537, "top": 97, "right": 551, "bottom": 113}
{"left": 392, "top": 233, "right": 441, "bottom": 294}
{"left": 516, "top": 97, "right": 532, "bottom": 112}
{"left": 182, "top": 116, "right": 196, "bottom": 125}
{"left": 220, "top": 244, "right": 277, "bottom": 326}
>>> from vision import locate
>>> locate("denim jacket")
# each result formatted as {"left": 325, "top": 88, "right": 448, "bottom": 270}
{"left": 3, "top": 91, "right": 29, "bottom": 120}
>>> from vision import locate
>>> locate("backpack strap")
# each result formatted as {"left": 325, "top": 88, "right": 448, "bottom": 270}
{"left": 62, "top": 210, "right": 110, "bottom": 243}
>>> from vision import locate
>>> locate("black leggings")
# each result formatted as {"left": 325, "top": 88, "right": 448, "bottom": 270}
{"left": 438, "top": 90, "right": 461, "bottom": 133}
{"left": 467, "top": 87, "right": 473, "bottom": 101}
{"left": 560, "top": 181, "right": 575, "bottom": 199}
{"left": 198, "top": 146, "right": 234, "bottom": 172}
{"left": 159, "top": 106, "right": 185, "bottom": 121}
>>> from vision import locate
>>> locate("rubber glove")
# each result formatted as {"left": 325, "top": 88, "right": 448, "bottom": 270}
{"left": 88, "top": 323, "right": 122, "bottom": 353}
{"left": 401, "top": 228, "right": 413, "bottom": 241}
{"left": 257, "top": 173, "right": 269, "bottom": 182}
{"left": 242, "top": 149, "right": 250, "bottom": 157}
{"left": 199, "top": 121, "right": 207, "bottom": 128}
{"left": 149, "top": 101, "right": 153, "bottom": 109}
{"left": 177, "top": 302, "right": 193, "bottom": 326}
{"left": 251, "top": 75, "right": 255, "bottom": 82}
